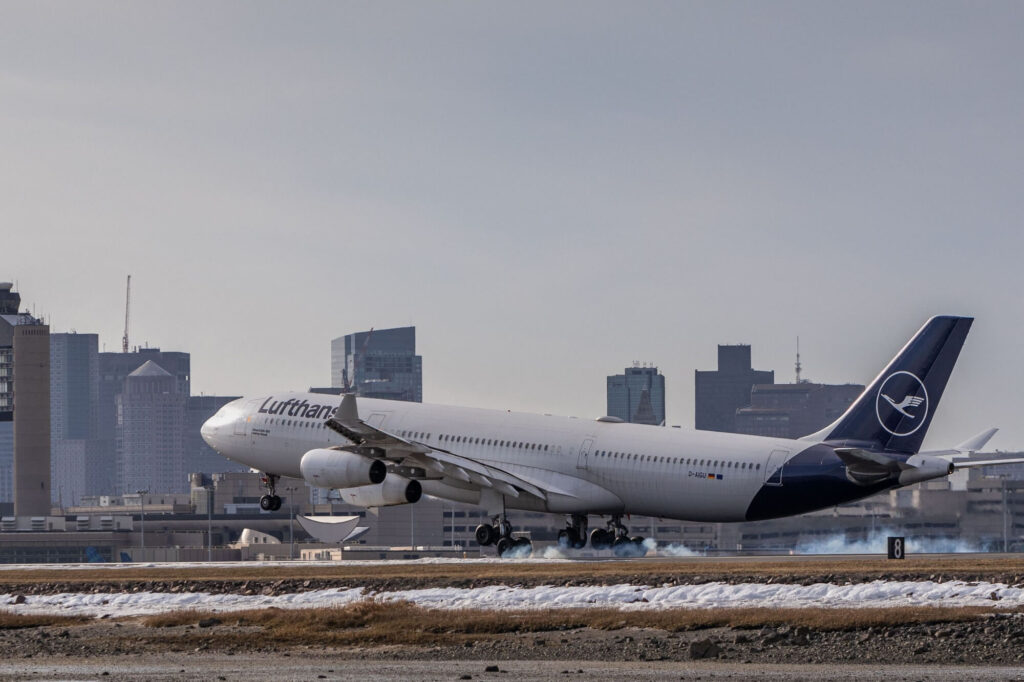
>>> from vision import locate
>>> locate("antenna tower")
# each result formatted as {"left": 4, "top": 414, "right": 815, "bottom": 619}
{"left": 122, "top": 275, "right": 131, "bottom": 353}
{"left": 795, "top": 336, "right": 802, "bottom": 384}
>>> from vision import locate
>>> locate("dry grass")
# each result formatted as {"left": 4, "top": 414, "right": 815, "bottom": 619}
{"left": 0, "top": 612, "right": 89, "bottom": 629}
{"left": 137, "top": 601, "right": 997, "bottom": 646}
{"left": 4, "top": 554, "right": 1024, "bottom": 585}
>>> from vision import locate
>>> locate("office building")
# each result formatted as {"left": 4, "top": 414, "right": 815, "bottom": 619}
{"left": 117, "top": 361, "right": 187, "bottom": 494}
{"left": 606, "top": 364, "right": 666, "bottom": 425}
{"left": 734, "top": 382, "right": 864, "bottom": 439}
{"left": 50, "top": 333, "right": 102, "bottom": 506}
{"left": 331, "top": 326, "right": 422, "bottom": 402}
{"left": 0, "top": 283, "right": 51, "bottom": 515}
{"left": 97, "top": 348, "right": 190, "bottom": 492}
{"left": 694, "top": 345, "right": 773, "bottom": 433}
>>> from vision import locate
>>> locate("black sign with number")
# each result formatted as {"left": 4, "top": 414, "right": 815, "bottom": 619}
{"left": 887, "top": 536, "right": 906, "bottom": 560}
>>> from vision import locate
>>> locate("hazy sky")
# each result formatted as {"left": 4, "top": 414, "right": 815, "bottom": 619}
{"left": 3, "top": 2, "right": 1023, "bottom": 450}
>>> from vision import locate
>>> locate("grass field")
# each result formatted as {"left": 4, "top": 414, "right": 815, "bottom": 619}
{"left": 135, "top": 601, "right": 1005, "bottom": 647}
{"left": 2, "top": 554, "right": 1023, "bottom": 586}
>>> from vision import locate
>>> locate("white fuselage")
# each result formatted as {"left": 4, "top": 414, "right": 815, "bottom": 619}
{"left": 202, "top": 392, "right": 810, "bottom": 522}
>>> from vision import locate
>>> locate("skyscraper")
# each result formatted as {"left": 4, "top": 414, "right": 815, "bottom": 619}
{"left": 606, "top": 365, "right": 666, "bottom": 425}
{"left": 97, "top": 348, "right": 189, "bottom": 492}
{"left": 0, "top": 283, "right": 51, "bottom": 515}
{"left": 694, "top": 345, "right": 773, "bottom": 433}
{"left": 117, "top": 361, "right": 187, "bottom": 494}
{"left": 50, "top": 333, "right": 101, "bottom": 506}
{"left": 331, "top": 326, "right": 422, "bottom": 402}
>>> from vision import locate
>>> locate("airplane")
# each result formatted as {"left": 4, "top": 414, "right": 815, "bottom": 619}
{"left": 201, "top": 315, "right": 1024, "bottom": 557}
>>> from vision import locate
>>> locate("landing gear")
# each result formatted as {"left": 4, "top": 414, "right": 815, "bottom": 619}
{"left": 259, "top": 473, "right": 282, "bottom": 512}
{"left": 557, "top": 514, "right": 588, "bottom": 550}
{"left": 475, "top": 516, "right": 531, "bottom": 557}
{"left": 590, "top": 516, "right": 647, "bottom": 556}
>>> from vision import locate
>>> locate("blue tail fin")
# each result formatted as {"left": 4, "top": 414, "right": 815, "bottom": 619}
{"left": 805, "top": 316, "right": 973, "bottom": 454}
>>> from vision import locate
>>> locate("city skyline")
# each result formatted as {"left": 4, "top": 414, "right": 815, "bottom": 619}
{"left": 4, "top": 4, "right": 1023, "bottom": 450}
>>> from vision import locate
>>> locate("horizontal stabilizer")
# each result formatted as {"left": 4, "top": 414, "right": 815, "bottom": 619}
{"left": 955, "top": 428, "right": 999, "bottom": 453}
{"left": 953, "top": 457, "right": 1024, "bottom": 470}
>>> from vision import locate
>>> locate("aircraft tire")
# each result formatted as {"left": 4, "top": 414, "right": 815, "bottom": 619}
{"left": 513, "top": 537, "right": 532, "bottom": 555}
{"left": 259, "top": 495, "right": 274, "bottom": 511}
{"left": 475, "top": 524, "right": 495, "bottom": 546}
{"left": 270, "top": 495, "right": 283, "bottom": 511}
{"left": 590, "top": 528, "right": 612, "bottom": 550}
{"left": 557, "top": 529, "right": 570, "bottom": 549}
{"left": 612, "top": 536, "right": 632, "bottom": 557}
{"left": 496, "top": 537, "right": 513, "bottom": 558}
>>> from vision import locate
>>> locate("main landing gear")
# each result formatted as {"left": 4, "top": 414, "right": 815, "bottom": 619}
{"left": 557, "top": 514, "right": 588, "bottom": 550}
{"left": 259, "top": 473, "right": 283, "bottom": 511}
{"left": 475, "top": 515, "right": 532, "bottom": 557}
{"left": 588, "top": 515, "right": 647, "bottom": 557}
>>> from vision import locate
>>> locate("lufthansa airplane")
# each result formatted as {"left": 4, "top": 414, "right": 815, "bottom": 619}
{"left": 201, "top": 316, "right": 1022, "bottom": 556}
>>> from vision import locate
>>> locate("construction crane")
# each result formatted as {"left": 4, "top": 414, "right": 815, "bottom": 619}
{"left": 122, "top": 274, "right": 131, "bottom": 353}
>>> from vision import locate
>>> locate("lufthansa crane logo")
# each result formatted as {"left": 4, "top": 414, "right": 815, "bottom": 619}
{"left": 875, "top": 371, "right": 929, "bottom": 437}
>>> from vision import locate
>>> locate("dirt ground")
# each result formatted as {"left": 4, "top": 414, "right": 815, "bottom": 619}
{"left": 3, "top": 555, "right": 1024, "bottom": 680}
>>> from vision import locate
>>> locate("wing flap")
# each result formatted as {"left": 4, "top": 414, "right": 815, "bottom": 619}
{"left": 326, "top": 394, "right": 546, "bottom": 501}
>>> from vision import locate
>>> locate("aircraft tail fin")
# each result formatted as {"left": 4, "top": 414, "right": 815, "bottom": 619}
{"left": 802, "top": 316, "right": 973, "bottom": 454}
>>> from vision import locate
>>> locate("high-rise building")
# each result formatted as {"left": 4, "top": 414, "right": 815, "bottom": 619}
{"left": 694, "top": 345, "right": 773, "bottom": 433}
{"left": 734, "top": 382, "right": 864, "bottom": 439}
{"left": 50, "top": 333, "right": 101, "bottom": 506}
{"left": 0, "top": 283, "right": 51, "bottom": 515}
{"left": 117, "top": 361, "right": 187, "bottom": 494}
{"left": 606, "top": 365, "right": 666, "bottom": 425}
{"left": 97, "top": 348, "right": 189, "bottom": 493}
{"left": 331, "top": 326, "right": 422, "bottom": 402}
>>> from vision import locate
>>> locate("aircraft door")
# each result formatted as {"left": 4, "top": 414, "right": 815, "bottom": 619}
{"left": 366, "top": 413, "right": 390, "bottom": 428}
{"left": 764, "top": 449, "right": 789, "bottom": 486}
{"left": 234, "top": 399, "right": 261, "bottom": 437}
{"left": 576, "top": 438, "right": 594, "bottom": 470}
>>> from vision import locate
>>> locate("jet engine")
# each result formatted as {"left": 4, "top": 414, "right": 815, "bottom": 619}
{"left": 299, "top": 448, "right": 387, "bottom": 489}
{"left": 337, "top": 475, "right": 422, "bottom": 507}
{"left": 897, "top": 454, "right": 955, "bottom": 486}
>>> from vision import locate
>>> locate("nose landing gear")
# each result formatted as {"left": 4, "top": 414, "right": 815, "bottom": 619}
{"left": 259, "top": 473, "right": 283, "bottom": 512}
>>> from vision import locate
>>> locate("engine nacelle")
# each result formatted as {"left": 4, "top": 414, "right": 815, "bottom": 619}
{"left": 898, "top": 454, "right": 955, "bottom": 486}
{"left": 299, "top": 448, "right": 387, "bottom": 489}
{"left": 337, "top": 475, "right": 422, "bottom": 507}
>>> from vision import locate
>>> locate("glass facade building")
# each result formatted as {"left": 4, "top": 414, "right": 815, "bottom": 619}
{"left": 606, "top": 365, "right": 666, "bottom": 425}
{"left": 331, "top": 326, "right": 422, "bottom": 402}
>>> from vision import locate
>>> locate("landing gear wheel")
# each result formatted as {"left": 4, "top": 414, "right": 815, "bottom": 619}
{"left": 557, "top": 529, "right": 571, "bottom": 549}
{"left": 259, "top": 474, "right": 281, "bottom": 511}
{"left": 612, "top": 536, "right": 633, "bottom": 557}
{"left": 496, "top": 537, "right": 513, "bottom": 557}
{"left": 475, "top": 524, "right": 497, "bottom": 546}
{"left": 513, "top": 537, "right": 533, "bottom": 556}
{"left": 590, "top": 528, "right": 613, "bottom": 550}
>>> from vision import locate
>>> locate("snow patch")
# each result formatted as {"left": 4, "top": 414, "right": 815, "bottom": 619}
{"left": 2, "top": 580, "right": 1019, "bottom": 618}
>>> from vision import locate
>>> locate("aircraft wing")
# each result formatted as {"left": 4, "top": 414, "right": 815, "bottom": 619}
{"left": 326, "top": 394, "right": 547, "bottom": 501}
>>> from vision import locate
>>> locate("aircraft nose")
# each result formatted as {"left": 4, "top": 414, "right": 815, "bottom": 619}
{"left": 201, "top": 416, "right": 219, "bottom": 448}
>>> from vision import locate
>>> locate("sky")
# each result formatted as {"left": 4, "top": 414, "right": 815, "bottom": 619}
{"left": 3, "top": 2, "right": 1023, "bottom": 450}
